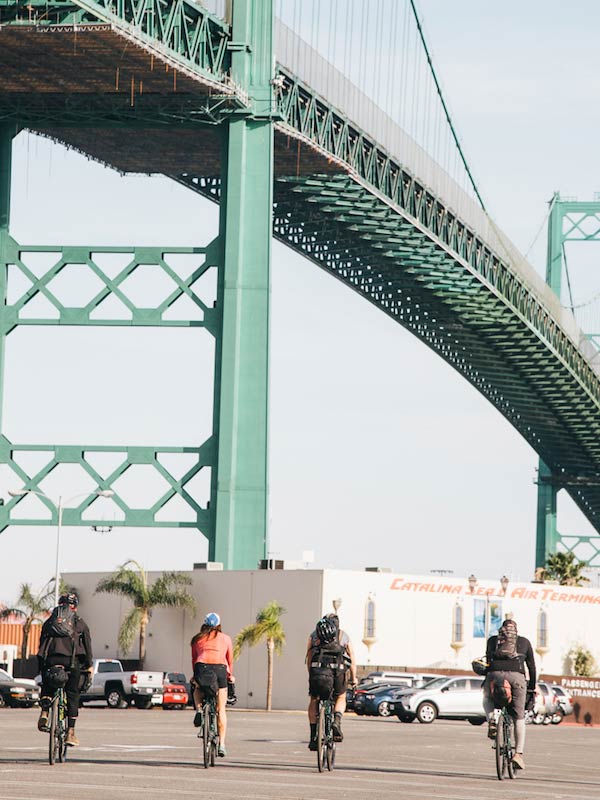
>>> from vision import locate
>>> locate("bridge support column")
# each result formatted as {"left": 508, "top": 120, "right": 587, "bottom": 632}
{"left": 211, "top": 0, "right": 274, "bottom": 568}
{"left": 0, "top": 124, "right": 11, "bottom": 234}
{"left": 0, "top": 125, "right": 13, "bottom": 434}
{"left": 535, "top": 460, "right": 558, "bottom": 570}
{"left": 546, "top": 193, "right": 564, "bottom": 298}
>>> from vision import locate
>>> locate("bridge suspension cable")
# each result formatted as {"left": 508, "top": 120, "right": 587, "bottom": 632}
{"left": 274, "top": 0, "right": 486, "bottom": 211}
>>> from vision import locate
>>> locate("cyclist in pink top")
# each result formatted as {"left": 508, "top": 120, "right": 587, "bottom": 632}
{"left": 191, "top": 612, "right": 234, "bottom": 757}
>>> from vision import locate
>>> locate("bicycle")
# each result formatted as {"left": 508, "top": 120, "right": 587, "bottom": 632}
{"left": 198, "top": 693, "right": 219, "bottom": 768}
{"left": 492, "top": 704, "right": 516, "bottom": 781}
{"left": 47, "top": 684, "right": 68, "bottom": 766}
{"left": 316, "top": 688, "right": 336, "bottom": 773}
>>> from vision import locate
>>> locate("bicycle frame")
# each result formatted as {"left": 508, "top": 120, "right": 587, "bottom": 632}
{"left": 48, "top": 686, "right": 68, "bottom": 766}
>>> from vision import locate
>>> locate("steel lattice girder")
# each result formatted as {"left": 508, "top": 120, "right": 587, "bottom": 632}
{"left": 269, "top": 175, "right": 600, "bottom": 525}
{"left": 2, "top": 2, "right": 600, "bottom": 555}
{"left": 0, "top": 234, "right": 220, "bottom": 539}
{"left": 0, "top": 236, "right": 220, "bottom": 332}
{"left": 0, "top": 437, "right": 214, "bottom": 533}
{"left": 0, "top": 0, "right": 232, "bottom": 85}
{"left": 0, "top": 1, "right": 246, "bottom": 130}
{"left": 177, "top": 170, "right": 600, "bottom": 541}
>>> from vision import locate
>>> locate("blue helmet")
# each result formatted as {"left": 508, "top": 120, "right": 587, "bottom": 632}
{"left": 204, "top": 612, "right": 221, "bottom": 628}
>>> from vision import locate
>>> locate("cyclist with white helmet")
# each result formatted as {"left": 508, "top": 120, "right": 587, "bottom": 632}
{"left": 191, "top": 612, "right": 234, "bottom": 757}
{"left": 306, "top": 614, "right": 357, "bottom": 750}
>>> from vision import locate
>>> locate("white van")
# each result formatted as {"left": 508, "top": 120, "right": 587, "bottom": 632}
{"left": 361, "top": 671, "right": 438, "bottom": 688}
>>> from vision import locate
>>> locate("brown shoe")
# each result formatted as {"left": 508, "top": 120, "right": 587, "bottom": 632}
{"left": 512, "top": 753, "right": 525, "bottom": 770}
{"left": 66, "top": 729, "right": 80, "bottom": 747}
{"left": 37, "top": 710, "right": 49, "bottom": 732}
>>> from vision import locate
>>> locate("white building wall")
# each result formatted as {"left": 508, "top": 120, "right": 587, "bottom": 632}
{"left": 64, "top": 569, "right": 600, "bottom": 710}
{"left": 65, "top": 568, "right": 324, "bottom": 710}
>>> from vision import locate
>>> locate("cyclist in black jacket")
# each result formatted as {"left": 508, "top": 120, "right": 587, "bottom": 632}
{"left": 483, "top": 618, "right": 536, "bottom": 771}
{"left": 37, "top": 593, "right": 93, "bottom": 747}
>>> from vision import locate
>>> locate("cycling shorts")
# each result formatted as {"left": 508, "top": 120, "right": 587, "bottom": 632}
{"left": 193, "top": 662, "right": 228, "bottom": 689}
{"left": 308, "top": 666, "right": 347, "bottom": 699}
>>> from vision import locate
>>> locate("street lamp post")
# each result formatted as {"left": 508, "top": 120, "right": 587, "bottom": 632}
{"left": 8, "top": 488, "right": 114, "bottom": 606}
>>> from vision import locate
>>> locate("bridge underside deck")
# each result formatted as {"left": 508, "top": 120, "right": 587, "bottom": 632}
{"left": 1, "top": 24, "right": 600, "bottom": 539}
{"left": 0, "top": 25, "right": 341, "bottom": 177}
{"left": 270, "top": 174, "right": 600, "bottom": 531}
{"left": 0, "top": 24, "right": 225, "bottom": 95}
{"left": 31, "top": 125, "right": 340, "bottom": 177}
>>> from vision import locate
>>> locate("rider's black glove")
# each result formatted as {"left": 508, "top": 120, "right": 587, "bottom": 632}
{"left": 81, "top": 669, "right": 93, "bottom": 693}
{"left": 525, "top": 690, "right": 536, "bottom": 712}
{"left": 226, "top": 680, "right": 237, "bottom": 706}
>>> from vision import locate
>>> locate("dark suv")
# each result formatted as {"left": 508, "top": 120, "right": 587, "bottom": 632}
{"left": 0, "top": 668, "right": 40, "bottom": 708}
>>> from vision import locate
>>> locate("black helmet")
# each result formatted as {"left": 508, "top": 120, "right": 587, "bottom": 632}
{"left": 316, "top": 616, "right": 337, "bottom": 644}
{"left": 501, "top": 618, "right": 517, "bottom": 633}
{"left": 471, "top": 657, "right": 488, "bottom": 676}
{"left": 58, "top": 592, "right": 79, "bottom": 607}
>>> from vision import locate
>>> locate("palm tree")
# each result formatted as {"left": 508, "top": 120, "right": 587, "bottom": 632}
{"left": 234, "top": 601, "right": 285, "bottom": 711}
{"left": 544, "top": 552, "right": 590, "bottom": 586}
{"left": 0, "top": 581, "right": 54, "bottom": 659}
{"left": 95, "top": 560, "right": 196, "bottom": 669}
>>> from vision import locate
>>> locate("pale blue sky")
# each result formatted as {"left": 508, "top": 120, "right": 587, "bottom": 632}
{"left": 1, "top": 1, "right": 599, "bottom": 605}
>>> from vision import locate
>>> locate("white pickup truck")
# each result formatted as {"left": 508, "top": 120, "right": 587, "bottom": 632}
{"left": 81, "top": 659, "right": 164, "bottom": 709}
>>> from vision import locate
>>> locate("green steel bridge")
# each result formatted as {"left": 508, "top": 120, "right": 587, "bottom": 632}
{"left": 0, "top": 0, "right": 599, "bottom": 571}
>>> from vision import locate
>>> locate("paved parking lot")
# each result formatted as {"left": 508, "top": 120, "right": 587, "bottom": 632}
{"left": 1, "top": 707, "right": 599, "bottom": 799}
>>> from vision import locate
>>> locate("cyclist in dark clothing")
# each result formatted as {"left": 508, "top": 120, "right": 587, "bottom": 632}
{"left": 37, "top": 592, "right": 93, "bottom": 747}
{"left": 306, "top": 614, "right": 357, "bottom": 750}
{"left": 483, "top": 618, "right": 536, "bottom": 771}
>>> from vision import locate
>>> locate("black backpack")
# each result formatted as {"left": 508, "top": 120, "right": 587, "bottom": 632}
{"left": 312, "top": 638, "right": 346, "bottom": 669}
{"left": 39, "top": 605, "right": 78, "bottom": 666}
{"left": 46, "top": 604, "right": 77, "bottom": 639}
{"left": 494, "top": 625, "right": 518, "bottom": 660}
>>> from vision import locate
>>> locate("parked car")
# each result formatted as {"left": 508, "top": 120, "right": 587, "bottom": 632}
{"left": 354, "top": 684, "right": 417, "bottom": 717}
{"left": 163, "top": 672, "right": 189, "bottom": 709}
{"left": 164, "top": 671, "right": 193, "bottom": 701}
{"left": 528, "top": 680, "right": 560, "bottom": 724}
{"left": 347, "top": 681, "right": 393, "bottom": 711}
{"left": 390, "top": 675, "right": 486, "bottom": 724}
{"left": 80, "top": 659, "right": 164, "bottom": 709}
{"left": 0, "top": 668, "right": 40, "bottom": 708}
{"left": 550, "top": 684, "right": 574, "bottom": 723}
{"left": 352, "top": 675, "right": 439, "bottom": 716}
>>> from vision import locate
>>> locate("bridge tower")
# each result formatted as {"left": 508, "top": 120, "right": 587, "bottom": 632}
{"left": 536, "top": 193, "right": 600, "bottom": 570}
{"left": 0, "top": 0, "right": 274, "bottom": 569}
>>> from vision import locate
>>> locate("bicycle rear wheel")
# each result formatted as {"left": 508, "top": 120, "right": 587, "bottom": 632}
{"left": 48, "top": 698, "right": 59, "bottom": 766}
{"left": 495, "top": 713, "right": 505, "bottom": 780}
{"left": 58, "top": 692, "right": 68, "bottom": 763}
{"left": 505, "top": 716, "right": 515, "bottom": 779}
{"left": 210, "top": 716, "right": 217, "bottom": 767}
{"left": 202, "top": 704, "right": 211, "bottom": 768}
{"left": 317, "top": 705, "right": 326, "bottom": 772}
{"left": 326, "top": 739, "right": 335, "bottom": 771}
{"left": 324, "top": 704, "right": 334, "bottom": 771}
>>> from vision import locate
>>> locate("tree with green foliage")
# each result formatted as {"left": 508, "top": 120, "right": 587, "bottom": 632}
{"left": 568, "top": 644, "right": 597, "bottom": 677}
{"left": 234, "top": 601, "right": 285, "bottom": 711}
{"left": 544, "top": 551, "right": 590, "bottom": 586}
{"left": 0, "top": 581, "right": 54, "bottom": 659}
{"left": 95, "top": 561, "right": 196, "bottom": 669}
